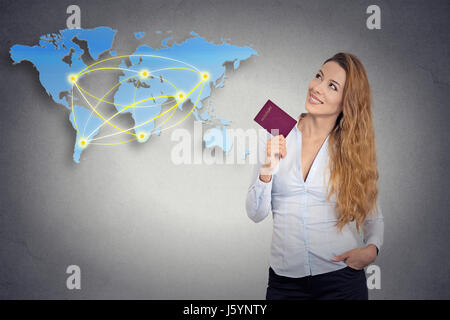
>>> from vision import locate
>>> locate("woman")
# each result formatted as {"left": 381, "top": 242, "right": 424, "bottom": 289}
{"left": 245, "top": 52, "right": 384, "bottom": 300}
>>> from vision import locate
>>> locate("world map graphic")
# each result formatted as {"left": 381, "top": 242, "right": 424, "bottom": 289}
{"left": 10, "top": 27, "right": 257, "bottom": 163}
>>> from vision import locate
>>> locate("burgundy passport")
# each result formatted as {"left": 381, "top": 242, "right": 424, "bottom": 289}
{"left": 253, "top": 99, "right": 298, "bottom": 137}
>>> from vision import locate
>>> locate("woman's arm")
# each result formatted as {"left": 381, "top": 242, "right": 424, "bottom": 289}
{"left": 332, "top": 203, "right": 384, "bottom": 268}
{"left": 245, "top": 132, "right": 275, "bottom": 223}
{"left": 245, "top": 164, "right": 274, "bottom": 223}
{"left": 362, "top": 202, "right": 384, "bottom": 255}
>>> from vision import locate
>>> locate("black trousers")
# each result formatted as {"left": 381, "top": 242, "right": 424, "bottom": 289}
{"left": 266, "top": 266, "right": 368, "bottom": 300}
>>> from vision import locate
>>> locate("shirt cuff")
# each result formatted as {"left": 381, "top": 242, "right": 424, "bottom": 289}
{"left": 254, "top": 174, "right": 273, "bottom": 196}
{"left": 365, "top": 239, "right": 382, "bottom": 255}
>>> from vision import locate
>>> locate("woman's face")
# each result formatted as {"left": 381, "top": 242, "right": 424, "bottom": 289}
{"left": 305, "top": 61, "right": 346, "bottom": 116}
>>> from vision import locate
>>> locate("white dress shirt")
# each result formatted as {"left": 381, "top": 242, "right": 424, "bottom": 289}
{"left": 245, "top": 121, "right": 384, "bottom": 278}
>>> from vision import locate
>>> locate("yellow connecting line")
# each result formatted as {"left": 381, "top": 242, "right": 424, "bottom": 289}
{"left": 68, "top": 54, "right": 210, "bottom": 148}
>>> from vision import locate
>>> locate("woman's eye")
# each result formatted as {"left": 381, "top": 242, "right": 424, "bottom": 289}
{"left": 316, "top": 73, "right": 337, "bottom": 91}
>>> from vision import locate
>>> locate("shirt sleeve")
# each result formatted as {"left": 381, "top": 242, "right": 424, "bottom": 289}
{"left": 245, "top": 132, "right": 273, "bottom": 223}
{"left": 362, "top": 202, "right": 384, "bottom": 254}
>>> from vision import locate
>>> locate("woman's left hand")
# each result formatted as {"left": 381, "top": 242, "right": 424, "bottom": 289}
{"left": 331, "top": 244, "right": 378, "bottom": 270}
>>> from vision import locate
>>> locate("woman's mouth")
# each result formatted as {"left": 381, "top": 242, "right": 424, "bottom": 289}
{"left": 309, "top": 93, "right": 323, "bottom": 105}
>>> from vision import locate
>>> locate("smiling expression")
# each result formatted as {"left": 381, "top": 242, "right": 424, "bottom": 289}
{"left": 305, "top": 61, "right": 346, "bottom": 116}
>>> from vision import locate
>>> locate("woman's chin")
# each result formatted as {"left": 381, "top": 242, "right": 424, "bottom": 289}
{"left": 305, "top": 103, "right": 314, "bottom": 113}
{"left": 305, "top": 105, "right": 325, "bottom": 117}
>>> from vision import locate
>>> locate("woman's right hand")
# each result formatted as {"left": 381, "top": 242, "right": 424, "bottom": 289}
{"left": 259, "top": 135, "right": 287, "bottom": 178}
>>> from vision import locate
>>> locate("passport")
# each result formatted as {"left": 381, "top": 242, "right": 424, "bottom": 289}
{"left": 253, "top": 99, "right": 298, "bottom": 137}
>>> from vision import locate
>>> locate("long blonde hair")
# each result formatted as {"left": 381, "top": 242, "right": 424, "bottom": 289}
{"left": 324, "top": 52, "right": 380, "bottom": 234}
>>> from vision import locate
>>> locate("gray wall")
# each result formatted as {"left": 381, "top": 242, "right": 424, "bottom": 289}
{"left": 0, "top": 0, "right": 449, "bottom": 299}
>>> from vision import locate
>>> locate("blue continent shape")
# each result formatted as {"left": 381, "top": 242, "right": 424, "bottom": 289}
{"left": 204, "top": 126, "right": 233, "bottom": 154}
{"left": 10, "top": 27, "right": 117, "bottom": 108}
{"left": 113, "top": 32, "right": 257, "bottom": 148}
{"left": 70, "top": 105, "right": 103, "bottom": 163}
{"left": 10, "top": 27, "right": 117, "bottom": 163}
{"left": 134, "top": 32, "right": 146, "bottom": 39}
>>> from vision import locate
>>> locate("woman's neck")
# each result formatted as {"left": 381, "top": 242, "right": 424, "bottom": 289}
{"left": 298, "top": 113, "right": 338, "bottom": 140}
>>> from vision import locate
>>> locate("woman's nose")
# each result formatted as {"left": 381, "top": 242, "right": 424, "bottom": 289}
{"left": 312, "top": 82, "right": 325, "bottom": 95}
{"left": 311, "top": 86, "right": 323, "bottom": 97}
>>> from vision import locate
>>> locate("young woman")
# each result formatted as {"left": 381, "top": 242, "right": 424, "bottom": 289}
{"left": 245, "top": 52, "right": 384, "bottom": 300}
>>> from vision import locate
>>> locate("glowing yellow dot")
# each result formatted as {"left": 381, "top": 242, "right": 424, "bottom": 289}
{"left": 140, "top": 70, "right": 149, "bottom": 78}
{"left": 68, "top": 74, "right": 77, "bottom": 83}
{"left": 176, "top": 91, "right": 186, "bottom": 102}
{"left": 202, "top": 72, "right": 209, "bottom": 80}
{"left": 137, "top": 132, "right": 147, "bottom": 143}
{"left": 79, "top": 138, "right": 88, "bottom": 148}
